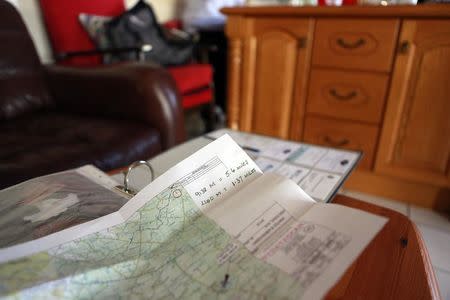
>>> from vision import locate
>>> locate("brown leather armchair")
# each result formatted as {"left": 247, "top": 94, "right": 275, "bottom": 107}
{"left": 0, "top": 1, "right": 186, "bottom": 189}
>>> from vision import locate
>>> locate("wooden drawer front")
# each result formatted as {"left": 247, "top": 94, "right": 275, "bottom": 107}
{"left": 303, "top": 116, "right": 379, "bottom": 170}
{"left": 312, "top": 19, "right": 399, "bottom": 72}
{"left": 306, "top": 69, "right": 389, "bottom": 124}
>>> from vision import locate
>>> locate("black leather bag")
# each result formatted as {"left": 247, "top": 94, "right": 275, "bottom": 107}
{"left": 105, "top": 0, "right": 194, "bottom": 66}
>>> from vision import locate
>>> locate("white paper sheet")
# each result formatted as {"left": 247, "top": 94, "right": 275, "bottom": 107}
{"left": 205, "top": 173, "right": 387, "bottom": 300}
{"left": 300, "top": 170, "right": 341, "bottom": 201}
{"left": 315, "top": 149, "right": 360, "bottom": 174}
{"left": 255, "top": 157, "right": 283, "bottom": 172}
{"left": 290, "top": 145, "right": 328, "bottom": 167}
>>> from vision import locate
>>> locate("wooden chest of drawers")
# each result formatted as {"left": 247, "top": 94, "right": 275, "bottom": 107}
{"left": 222, "top": 5, "right": 450, "bottom": 209}
{"left": 306, "top": 18, "right": 395, "bottom": 170}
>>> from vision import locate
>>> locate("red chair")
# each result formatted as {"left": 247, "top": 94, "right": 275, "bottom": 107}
{"left": 39, "top": 0, "right": 216, "bottom": 131}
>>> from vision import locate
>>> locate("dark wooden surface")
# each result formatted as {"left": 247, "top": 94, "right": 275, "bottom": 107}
{"left": 327, "top": 195, "right": 441, "bottom": 300}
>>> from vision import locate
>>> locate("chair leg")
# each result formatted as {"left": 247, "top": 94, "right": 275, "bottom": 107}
{"left": 202, "top": 82, "right": 217, "bottom": 132}
{"left": 201, "top": 103, "right": 226, "bottom": 132}
{"left": 214, "top": 105, "right": 226, "bottom": 128}
{"left": 205, "top": 102, "right": 215, "bottom": 132}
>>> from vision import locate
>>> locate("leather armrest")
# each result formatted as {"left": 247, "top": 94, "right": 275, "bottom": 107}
{"left": 43, "top": 62, "right": 185, "bottom": 150}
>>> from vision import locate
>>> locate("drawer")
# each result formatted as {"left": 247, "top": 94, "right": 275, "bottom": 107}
{"left": 306, "top": 69, "right": 389, "bottom": 124}
{"left": 303, "top": 116, "right": 379, "bottom": 170}
{"left": 312, "top": 19, "right": 399, "bottom": 72}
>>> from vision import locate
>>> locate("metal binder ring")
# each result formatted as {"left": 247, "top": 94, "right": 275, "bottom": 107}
{"left": 123, "top": 160, "right": 155, "bottom": 195}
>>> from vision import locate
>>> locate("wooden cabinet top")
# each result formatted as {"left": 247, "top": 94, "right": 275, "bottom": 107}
{"left": 221, "top": 4, "right": 450, "bottom": 18}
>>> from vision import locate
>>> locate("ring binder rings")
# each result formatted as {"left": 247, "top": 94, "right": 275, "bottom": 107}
{"left": 115, "top": 160, "right": 155, "bottom": 196}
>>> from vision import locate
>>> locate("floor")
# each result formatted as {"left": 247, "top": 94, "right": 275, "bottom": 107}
{"left": 184, "top": 110, "right": 206, "bottom": 139}
{"left": 339, "top": 189, "right": 450, "bottom": 300}
{"left": 184, "top": 109, "right": 227, "bottom": 140}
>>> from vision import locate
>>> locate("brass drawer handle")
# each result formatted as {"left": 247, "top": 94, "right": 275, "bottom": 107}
{"left": 324, "top": 136, "right": 350, "bottom": 147}
{"left": 336, "top": 38, "right": 366, "bottom": 49}
{"left": 329, "top": 89, "right": 357, "bottom": 101}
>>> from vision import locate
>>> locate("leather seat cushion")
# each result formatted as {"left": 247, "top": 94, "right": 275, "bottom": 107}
{"left": 0, "top": 112, "right": 162, "bottom": 188}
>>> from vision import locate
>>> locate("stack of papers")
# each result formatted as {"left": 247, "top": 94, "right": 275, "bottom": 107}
{"left": 207, "top": 129, "right": 361, "bottom": 202}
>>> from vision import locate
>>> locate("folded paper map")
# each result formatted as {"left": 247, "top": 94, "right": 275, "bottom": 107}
{"left": 0, "top": 135, "right": 387, "bottom": 299}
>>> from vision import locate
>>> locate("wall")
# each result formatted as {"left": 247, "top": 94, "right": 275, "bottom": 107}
{"left": 8, "top": 0, "right": 181, "bottom": 64}
{"left": 127, "top": 0, "right": 182, "bottom": 22}
{"left": 13, "top": 1, "right": 53, "bottom": 63}
{"left": 5, "top": 0, "right": 17, "bottom": 7}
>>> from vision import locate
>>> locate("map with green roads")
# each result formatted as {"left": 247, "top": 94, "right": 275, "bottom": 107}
{"left": 0, "top": 185, "right": 304, "bottom": 299}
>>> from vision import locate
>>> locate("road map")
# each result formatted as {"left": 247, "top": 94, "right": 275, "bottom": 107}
{"left": 0, "top": 135, "right": 386, "bottom": 299}
{"left": 0, "top": 185, "right": 305, "bottom": 299}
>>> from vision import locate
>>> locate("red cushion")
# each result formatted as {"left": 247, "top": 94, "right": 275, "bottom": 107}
{"left": 39, "top": 0, "right": 125, "bottom": 66}
{"left": 164, "top": 20, "right": 183, "bottom": 30}
{"left": 182, "top": 88, "right": 213, "bottom": 109}
{"left": 167, "top": 64, "right": 213, "bottom": 94}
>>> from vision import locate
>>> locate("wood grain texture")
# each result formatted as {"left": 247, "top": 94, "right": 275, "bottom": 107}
{"left": 247, "top": 18, "right": 312, "bottom": 138}
{"left": 327, "top": 195, "right": 440, "bottom": 300}
{"left": 376, "top": 20, "right": 450, "bottom": 187}
{"left": 252, "top": 17, "right": 311, "bottom": 37}
{"left": 252, "top": 29, "right": 298, "bottom": 138}
{"left": 221, "top": 4, "right": 450, "bottom": 18}
{"left": 226, "top": 38, "right": 243, "bottom": 130}
{"left": 225, "top": 16, "right": 247, "bottom": 130}
{"left": 289, "top": 18, "right": 314, "bottom": 141}
{"left": 303, "top": 116, "right": 379, "bottom": 170}
{"left": 312, "top": 19, "right": 399, "bottom": 72}
{"left": 240, "top": 36, "right": 257, "bottom": 131}
{"left": 306, "top": 69, "right": 389, "bottom": 124}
